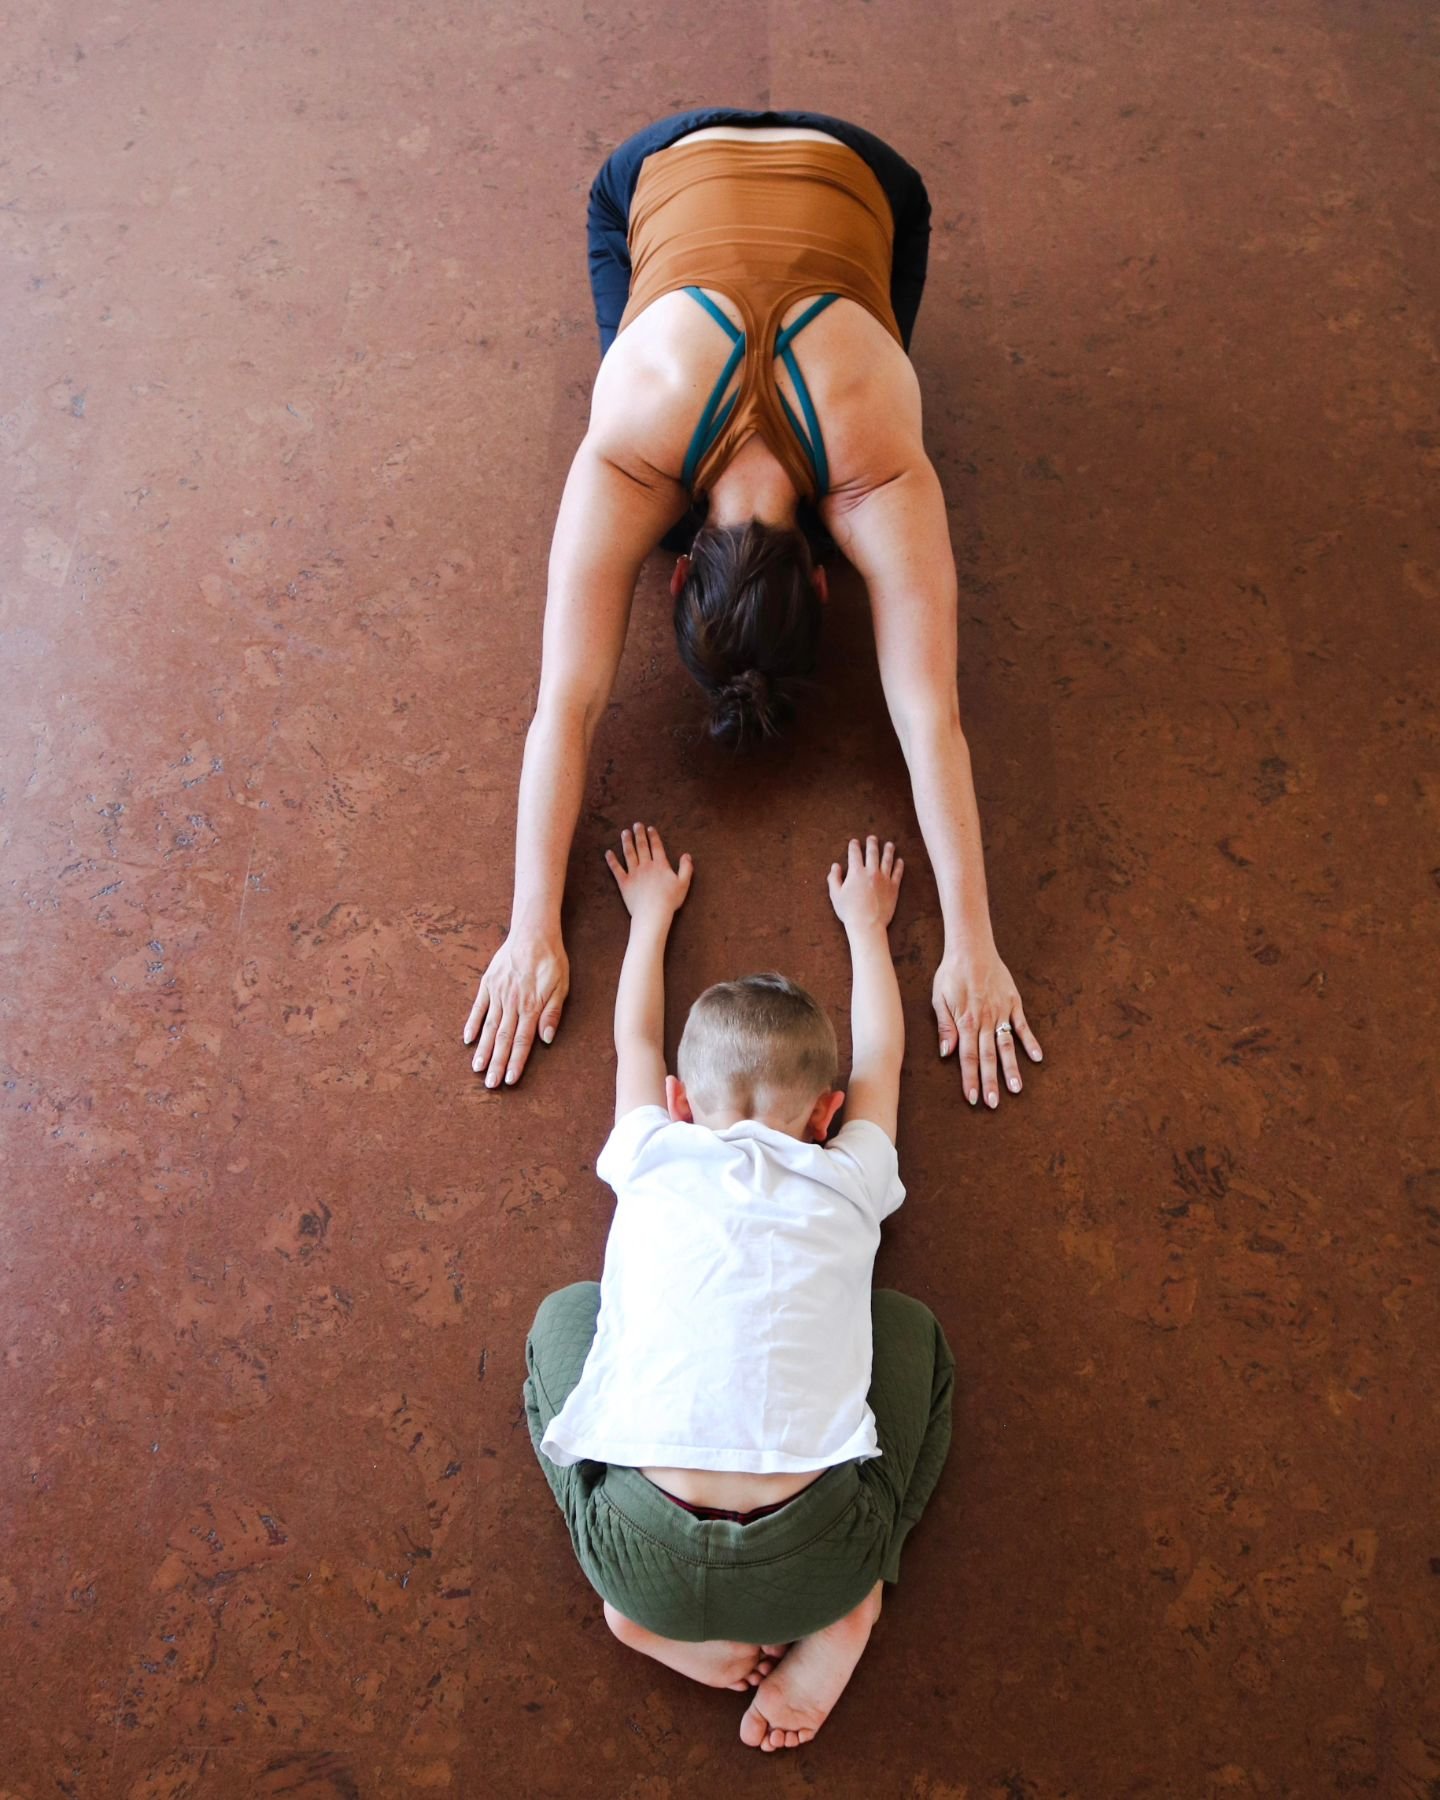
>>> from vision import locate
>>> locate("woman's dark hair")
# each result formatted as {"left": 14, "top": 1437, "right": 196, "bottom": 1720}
{"left": 673, "top": 520, "right": 822, "bottom": 749}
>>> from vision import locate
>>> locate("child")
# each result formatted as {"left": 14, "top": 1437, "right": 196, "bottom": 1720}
{"left": 523, "top": 824, "right": 954, "bottom": 1753}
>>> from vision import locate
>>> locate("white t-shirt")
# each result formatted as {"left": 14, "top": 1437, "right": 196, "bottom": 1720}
{"left": 539, "top": 1105, "right": 906, "bottom": 1474}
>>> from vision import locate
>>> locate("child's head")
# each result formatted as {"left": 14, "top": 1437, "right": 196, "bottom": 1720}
{"left": 670, "top": 973, "right": 844, "bottom": 1140}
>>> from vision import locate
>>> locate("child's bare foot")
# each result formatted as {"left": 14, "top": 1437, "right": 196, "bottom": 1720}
{"left": 603, "top": 1602, "right": 783, "bottom": 1691}
{"left": 739, "top": 1585, "right": 882, "bottom": 1751}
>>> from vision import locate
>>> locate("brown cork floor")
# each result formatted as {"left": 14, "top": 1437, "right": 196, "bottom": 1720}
{"left": 3, "top": 2, "right": 1438, "bottom": 1795}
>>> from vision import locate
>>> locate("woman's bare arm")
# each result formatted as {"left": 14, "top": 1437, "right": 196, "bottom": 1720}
{"left": 465, "top": 431, "right": 684, "bottom": 1086}
{"left": 827, "top": 451, "right": 1044, "bottom": 1109}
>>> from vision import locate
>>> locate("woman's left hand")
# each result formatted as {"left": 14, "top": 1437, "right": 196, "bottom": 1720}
{"left": 932, "top": 944, "right": 1044, "bottom": 1108}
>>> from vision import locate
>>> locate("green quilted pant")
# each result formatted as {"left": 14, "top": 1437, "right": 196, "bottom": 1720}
{"left": 523, "top": 1281, "right": 954, "bottom": 1643}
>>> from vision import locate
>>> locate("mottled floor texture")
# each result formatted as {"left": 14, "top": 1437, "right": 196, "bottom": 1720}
{"left": 3, "top": 0, "right": 1438, "bottom": 1795}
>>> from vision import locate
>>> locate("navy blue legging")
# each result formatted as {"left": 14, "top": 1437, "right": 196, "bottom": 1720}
{"left": 586, "top": 107, "right": 932, "bottom": 358}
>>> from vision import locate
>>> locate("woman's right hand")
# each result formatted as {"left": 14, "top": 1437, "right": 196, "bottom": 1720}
{"left": 463, "top": 931, "right": 569, "bottom": 1087}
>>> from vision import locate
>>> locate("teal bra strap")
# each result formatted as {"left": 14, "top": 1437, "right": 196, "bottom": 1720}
{"left": 777, "top": 348, "right": 829, "bottom": 497}
{"left": 684, "top": 284, "right": 742, "bottom": 343}
{"left": 683, "top": 343, "right": 745, "bottom": 488}
{"left": 774, "top": 292, "right": 838, "bottom": 352}
{"left": 776, "top": 294, "right": 838, "bottom": 494}
{"left": 682, "top": 287, "right": 745, "bottom": 488}
{"left": 681, "top": 287, "right": 838, "bottom": 495}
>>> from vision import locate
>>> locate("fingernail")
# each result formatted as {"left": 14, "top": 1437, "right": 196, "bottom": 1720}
{"left": 968, "top": 1089, "right": 978, "bottom": 1105}
{"left": 505, "top": 1072, "right": 517, "bottom": 1085}
{"left": 542, "top": 1027, "right": 554, "bottom": 1044}
{"left": 485, "top": 1074, "right": 497, "bottom": 1088}
{"left": 940, "top": 1041, "right": 952, "bottom": 1057}
{"left": 987, "top": 1090, "right": 998, "bottom": 1107}
{"left": 1009, "top": 1077, "right": 1021, "bottom": 1092}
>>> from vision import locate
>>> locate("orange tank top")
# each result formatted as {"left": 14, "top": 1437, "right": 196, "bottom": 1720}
{"left": 617, "top": 138, "right": 903, "bottom": 499}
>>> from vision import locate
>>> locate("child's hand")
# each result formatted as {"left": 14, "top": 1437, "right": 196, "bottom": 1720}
{"left": 828, "top": 835, "right": 904, "bottom": 933}
{"left": 606, "top": 822, "right": 694, "bottom": 925}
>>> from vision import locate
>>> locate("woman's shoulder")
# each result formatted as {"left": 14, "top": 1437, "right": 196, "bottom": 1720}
{"left": 819, "top": 366, "right": 928, "bottom": 504}
{"left": 775, "top": 301, "right": 922, "bottom": 493}
{"left": 590, "top": 301, "right": 730, "bottom": 485}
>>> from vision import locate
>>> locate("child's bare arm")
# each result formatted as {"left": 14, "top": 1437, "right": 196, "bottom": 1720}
{"left": 827, "top": 836, "right": 905, "bottom": 1139}
{"left": 605, "top": 823, "right": 694, "bottom": 1123}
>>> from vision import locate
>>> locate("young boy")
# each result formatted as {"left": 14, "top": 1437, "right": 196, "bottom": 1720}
{"left": 523, "top": 824, "right": 954, "bottom": 1753}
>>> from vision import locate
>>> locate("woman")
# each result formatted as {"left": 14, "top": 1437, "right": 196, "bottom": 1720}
{"left": 464, "top": 106, "right": 1044, "bottom": 1106}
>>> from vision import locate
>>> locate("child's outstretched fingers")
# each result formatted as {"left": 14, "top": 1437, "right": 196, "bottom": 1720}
{"left": 609, "top": 825, "right": 693, "bottom": 916}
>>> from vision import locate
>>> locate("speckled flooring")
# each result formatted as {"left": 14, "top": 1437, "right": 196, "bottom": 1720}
{"left": 3, "top": 2, "right": 1438, "bottom": 1795}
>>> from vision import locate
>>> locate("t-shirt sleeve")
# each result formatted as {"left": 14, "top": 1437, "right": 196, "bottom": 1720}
{"left": 595, "top": 1104, "right": 674, "bottom": 1192}
{"left": 823, "top": 1118, "right": 906, "bottom": 1221}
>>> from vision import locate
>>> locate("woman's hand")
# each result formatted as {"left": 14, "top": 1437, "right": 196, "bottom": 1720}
{"left": 464, "top": 931, "right": 569, "bottom": 1088}
{"left": 605, "top": 823, "right": 693, "bottom": 924}
{"left": 932, "top": 943, "right": 1043, "bottom": 1108}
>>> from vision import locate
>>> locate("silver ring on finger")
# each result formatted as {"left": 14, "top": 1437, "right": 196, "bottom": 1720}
{"left": 995, "top": 1021, "right": 1014, "bottom": 1040}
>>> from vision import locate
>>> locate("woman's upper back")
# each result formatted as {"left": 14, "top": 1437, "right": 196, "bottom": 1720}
{"left": 599, "top": 135, "right": 921, "bottom": 506}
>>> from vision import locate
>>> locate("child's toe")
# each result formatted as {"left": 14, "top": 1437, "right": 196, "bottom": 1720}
{"left": 739, "top": 1702, "right": 770, "bottom": 1749}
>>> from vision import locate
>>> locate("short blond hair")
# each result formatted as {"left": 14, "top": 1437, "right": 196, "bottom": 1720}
{"left": 677, "top": 973, "right": 838, "bottom": 1115}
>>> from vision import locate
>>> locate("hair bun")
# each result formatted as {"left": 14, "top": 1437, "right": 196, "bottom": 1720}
{"left": 726, "top": 669, "right": 770, "bottom": 705}
{"left": 712, "top": 668, "right": 784, "bottom": 747}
